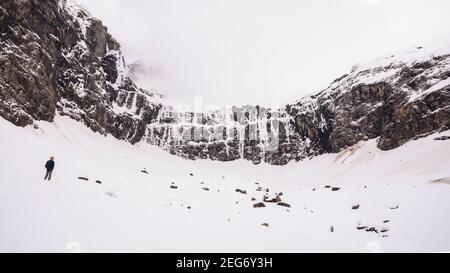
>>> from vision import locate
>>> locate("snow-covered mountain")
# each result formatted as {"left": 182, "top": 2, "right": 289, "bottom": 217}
{"left": 1, "top": 0, "right": 449, "bottom": 166}
{"left": 0, "top": 0, "right": 163, "bottom": 144}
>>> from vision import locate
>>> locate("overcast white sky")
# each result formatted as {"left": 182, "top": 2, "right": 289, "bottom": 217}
{"left": 78, "top": 0, "right": 450, "bottom": 106}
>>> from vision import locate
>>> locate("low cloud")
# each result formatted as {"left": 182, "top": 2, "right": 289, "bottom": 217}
{"left": 79, "top": 0, "right": 450, "bottom": 106}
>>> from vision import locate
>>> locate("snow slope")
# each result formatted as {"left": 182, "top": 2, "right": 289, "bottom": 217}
{"left": 0, "top": 116, "right": 450, "bottom": 253}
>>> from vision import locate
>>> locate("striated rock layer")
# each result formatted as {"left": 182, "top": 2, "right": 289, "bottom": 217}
{"left": 1, "top": 0, "right": 449, "bottom": 165}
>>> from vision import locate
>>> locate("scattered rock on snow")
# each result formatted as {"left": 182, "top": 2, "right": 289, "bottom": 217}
{"left": 95, "top": 180, "right": 102, "bottom": 184}
{"left": 330, "top": 226, "right": 335, "bottom": 232}
{"left": 141, "top": 169, "right": 149, "bottom": 174}
{"left": 78, "top": 177, "right": 89, "bottom": 181}
{"left": 263, "top": 193, "right": 282, "bottom": 203}
{"left": 105, "top": 191, "right": 118, "bottom": 198}
{"left": 325, "top": 185, "right": 331, "bottom": 189}
{"left": 434, "top": 136, "right": 450, "bottom": 141}
{"left": 331, "top": 187, "right": 341, "bottom": 191}
{"left": 277, "top": 202, "right": 291, "bottom": 208}
{"left": 357, "top": 226, "right": 367, "bottom": 230}
{"left": 389, "top": 205, "right": 399, "bottom": 210}
{"left": 429, "top": 177, "right": 450, "bottom": 185}
{"left": 202, "top": 187, "right": 210, "bottom": 191}
{"left": 383, "top": 220, "right": 391, "bottom": 223}
{"left": 253, "top": 202, "right": 266, "bottom": 208}
{"left": 170, "top": 185, "right": 178, "bottom": 189}
{"left": 235, "top": 189, "right": 247, "bottom": 194}
{"left": 365, "top": 227, "right": 378, "bottom": 233}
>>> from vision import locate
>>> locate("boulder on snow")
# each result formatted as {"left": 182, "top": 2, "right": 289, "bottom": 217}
{"left": 95, "top": 180, "right": 102, "bottom": 184}
{"left": 264, "top": 193, "right": 282, "bottom": 203}
{"left": 352, "top": 205, "right": 360, "bottom": 210}
{"left": 434, "top": 136, "right": 450, "bottom": 141}
{"left": 202, "top": 187, "right": 210, "bottom": 191}
{"left": 253, "top": 202, "right": 266, "bottom": 208}
{"left": 331, "top": 187, "right": 341, "bottom": 191}
{"left": 261, "top": 223, "right": 269, "bottom": 227}
{"left": 78, "top": 177, "right": 89, "bottom": 181}
{"left": 170, "top": 185, "right": 178, "bottom": 189}
{"left": 365, "top": 227, "right": 378, "bottom": 233}
{"left": 277, "top": 202, "right": 291, "bottom": 208}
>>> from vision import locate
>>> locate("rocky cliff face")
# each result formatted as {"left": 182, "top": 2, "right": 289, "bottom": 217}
{"left": 1, "top": 0, "right": 449, "bottom": 165}
{"left": 146, "top": 44, "right": 450, "bottom": 165}
{"left": 0, "top": 0, "right": 162, "bottom": 144}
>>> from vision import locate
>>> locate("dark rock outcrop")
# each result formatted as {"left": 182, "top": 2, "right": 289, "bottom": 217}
{"left": 0, "top": 0, "right": 161, "bottom": 140}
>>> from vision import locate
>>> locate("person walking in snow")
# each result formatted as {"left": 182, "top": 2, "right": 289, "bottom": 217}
{"left": 44, "top": 157, "right": 55, "bottom": 181}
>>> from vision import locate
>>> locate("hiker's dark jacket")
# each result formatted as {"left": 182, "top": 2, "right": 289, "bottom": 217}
{"left": 45, "top": 160, "right": 55, "bottom": 171}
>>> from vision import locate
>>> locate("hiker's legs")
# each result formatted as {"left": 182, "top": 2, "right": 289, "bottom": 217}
{"left": 44, "top": 170, "right": 52, "bottom": 180}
